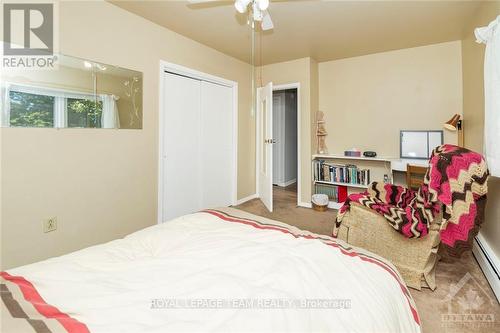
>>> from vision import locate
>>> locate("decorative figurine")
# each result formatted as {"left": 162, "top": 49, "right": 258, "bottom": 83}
{"left": 316, "top": 111, "right": 328, "bottom": 154}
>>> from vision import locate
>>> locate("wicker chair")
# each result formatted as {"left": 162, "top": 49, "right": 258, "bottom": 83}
{"left": 335, "top": 203, "right": 442, "bottom": 290}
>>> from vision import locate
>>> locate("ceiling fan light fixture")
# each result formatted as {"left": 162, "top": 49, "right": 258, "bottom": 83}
{"left": 258, "top": 0, "right": 269, "bottom": 11}
{"left": 253, "top": 7, "right": 263, "bottom": 21}
{"left": 261, "top": 11, "right": 274, "bottom": 30}
{"left": 234, "top": 0, "right": 251, "bottom": 13}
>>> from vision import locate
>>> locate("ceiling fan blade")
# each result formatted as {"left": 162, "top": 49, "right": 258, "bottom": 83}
{"left": 261, "top": 11, "right": 274, "bottom": 31}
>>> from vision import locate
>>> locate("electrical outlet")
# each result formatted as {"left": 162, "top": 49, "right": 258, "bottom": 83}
{"left": 43, "top": 217, "right": 57, "bottom": 233}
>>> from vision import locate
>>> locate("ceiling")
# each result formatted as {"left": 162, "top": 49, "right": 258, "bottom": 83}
{"left": 110, "top": 1, "right": 483, "bottom": 65}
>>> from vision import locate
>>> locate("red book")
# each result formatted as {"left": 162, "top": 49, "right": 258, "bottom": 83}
{"left": 337, "top": 186, "right": 348, "bottom": 203}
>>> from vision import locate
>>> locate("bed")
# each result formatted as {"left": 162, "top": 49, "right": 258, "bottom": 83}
{"left": 1, "top": 208, "right": 420, "bottom": 333}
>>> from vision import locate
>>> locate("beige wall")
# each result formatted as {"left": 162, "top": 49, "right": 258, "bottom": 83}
{"left": 259, "top": 42, "right": 463, "bottom": 204}
{"left": 319, "top": 41, "right": 462, "bottom": 158}
{"left": 0, "top": 1, "right": 254, "bottom": 269}
{"left": 257, "top": 58, "right": 314, "bottom": 204}
{"left": 461, "top": 2, "right": 500, "bottom": 257}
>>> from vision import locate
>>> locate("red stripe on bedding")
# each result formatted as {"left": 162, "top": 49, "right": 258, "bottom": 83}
{"left": 203, "top": 209, "right": 420, "bottom": 326}
{"left": 0, "top": 271, "right": 90, "bottom": 333}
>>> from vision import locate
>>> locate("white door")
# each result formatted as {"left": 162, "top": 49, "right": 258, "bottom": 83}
{"left": 161, "top": 71, "right": 235, "bottom": 222}
{"left": 162, "top": 73, "right": 202, "bottom": 221}
{"left": 257, "top": 82, "right": 273, "bottom": 212}
{"left": 200, "top": 81, "right": 234, "bottom": 209}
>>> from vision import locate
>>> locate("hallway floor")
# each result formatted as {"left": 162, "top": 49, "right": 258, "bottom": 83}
{"left": 235, "top": 184, "right": 500, "bottom": 333}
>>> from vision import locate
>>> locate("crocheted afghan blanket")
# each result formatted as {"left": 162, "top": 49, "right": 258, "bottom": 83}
{"left": 334, "top": 145, "right": 489, "bottom": 256}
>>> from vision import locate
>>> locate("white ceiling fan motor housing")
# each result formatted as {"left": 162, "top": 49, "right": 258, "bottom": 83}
{"left": 234, "top": 0, "right": 252, "bottom": 13}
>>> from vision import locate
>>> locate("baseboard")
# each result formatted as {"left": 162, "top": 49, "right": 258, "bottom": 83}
{"left": 472, "top": 233, "right": 500, "bottom": 302}
{"left": 298, "top": 202, "right": 312, "bottom": 208}
{"left": 234, "top": 194, "right": 258, "bottom": 206}
{"left": 275, "top": 179, "right": 297, "bottom": 187}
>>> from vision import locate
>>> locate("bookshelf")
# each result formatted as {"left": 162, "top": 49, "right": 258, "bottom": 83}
{"left": 312, "top": 154, "right": 393, "bottom": 209}
{"left": 312, "top": 154, "right": 392, "bottom": 163}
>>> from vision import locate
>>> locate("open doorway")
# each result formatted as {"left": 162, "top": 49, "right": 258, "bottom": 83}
{"left": 272, "top": 88, "right": 298, "bottom": 205}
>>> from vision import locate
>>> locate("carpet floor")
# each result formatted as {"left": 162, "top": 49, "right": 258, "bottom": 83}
{"left": 235, "top": 183, "right": 499, "bottom": 333}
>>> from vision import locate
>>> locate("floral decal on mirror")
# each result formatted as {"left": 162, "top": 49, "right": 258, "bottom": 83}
{"left": 124, "top": 77, "right": 141, "bottom": 127}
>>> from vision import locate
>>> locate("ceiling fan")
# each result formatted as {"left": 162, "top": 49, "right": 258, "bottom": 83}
{"left": 188, "top": 0, "right": 274, "bottom": 31}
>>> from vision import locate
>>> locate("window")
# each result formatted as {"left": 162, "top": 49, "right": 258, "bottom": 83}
{"left": 476, "top": 16, "right": 500, "bottom": 176}
{"left": 3, "top": 84, "right": 104, "bottom": 128}
{"left": 9, "top": 91, "right": 55, "bottom": 127}
{"left": 67, "top": 98, "right": 103, "bottom": 128}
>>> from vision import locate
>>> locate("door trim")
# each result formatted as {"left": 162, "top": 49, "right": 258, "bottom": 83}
{"left": 262, "top": 83, "right": 301, "bottom": 208}
{"left": 158, "top": 60, "right": 238, "bottom": 223}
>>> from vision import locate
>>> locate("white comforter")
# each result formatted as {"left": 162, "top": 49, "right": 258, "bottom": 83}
{"left": 8, "top": 209, "right": 420, "bottom": 333}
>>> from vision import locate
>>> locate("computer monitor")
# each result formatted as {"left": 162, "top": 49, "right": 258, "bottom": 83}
{"left": 400, "top": 130, "right": 443, "bottom": 159}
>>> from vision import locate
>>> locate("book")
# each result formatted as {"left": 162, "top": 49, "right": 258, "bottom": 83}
{"left": 313, "top": 160, "right": 370, "bottom": 186}
{"left": 338, "top": 186, "right": 348, "bottom": 203}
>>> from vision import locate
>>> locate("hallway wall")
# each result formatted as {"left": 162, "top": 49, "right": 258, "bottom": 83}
{"left": 273, "top": 90, "right": 298, "bottom": 187}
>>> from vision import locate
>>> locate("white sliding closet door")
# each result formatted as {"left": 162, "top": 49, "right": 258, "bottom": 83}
{"left": 161, "top": 71, "right": 235, "bottom": 222}
{"left": 162, "top": 73, "right": 202, "bottom": 221}
{"left": 200, "top": 81, "right": 234, "bottom": 209}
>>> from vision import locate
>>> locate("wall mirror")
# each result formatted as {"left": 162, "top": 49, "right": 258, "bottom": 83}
{"left": 1, "top": 54, "right": 142, "bottom": 129}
